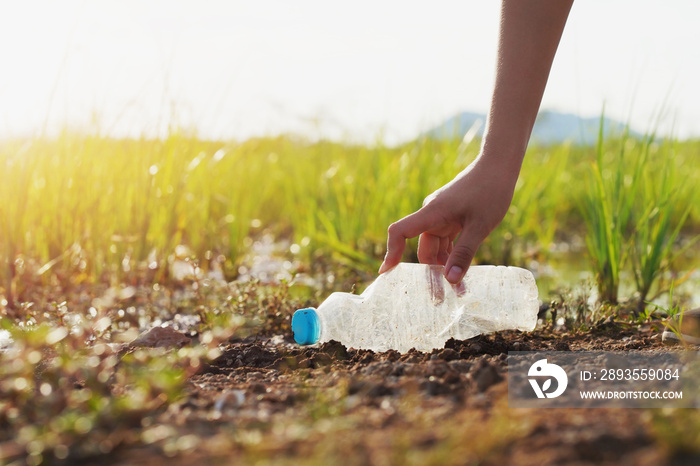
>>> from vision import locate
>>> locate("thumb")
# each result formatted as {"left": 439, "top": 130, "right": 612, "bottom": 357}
{"left": 444, "top": 231, "right": 481, "bottom": 284}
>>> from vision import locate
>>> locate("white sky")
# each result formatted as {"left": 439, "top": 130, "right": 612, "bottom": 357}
{"left": 1, "top": 0, "right": 699, "bottom": 144}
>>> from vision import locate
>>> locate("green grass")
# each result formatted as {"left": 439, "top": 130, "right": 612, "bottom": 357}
{"left": 1, "top": 127, "right": 699, "bottom": 309}
{"left": 580, "top": 120, "right": 645, "bottom": 304}
{"left": 580, "top": 115, "right": 699, "bottom": 307}
{"left": 1, "top": 123, "right": 699, "bottom": 464}
{"left": 629, "top": 137, "right": 697, "bottom": 311}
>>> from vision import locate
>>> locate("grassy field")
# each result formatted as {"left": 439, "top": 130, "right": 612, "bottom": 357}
{"left": 1, "top": 129, "right": 698, "bottom": 307}
{"left": 1, "top": 129, "right": 700, "bottom": 464}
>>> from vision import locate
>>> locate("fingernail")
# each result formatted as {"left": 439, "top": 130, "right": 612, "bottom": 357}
{"left": 446, "top": 266, "right": 463, "bottom": 284}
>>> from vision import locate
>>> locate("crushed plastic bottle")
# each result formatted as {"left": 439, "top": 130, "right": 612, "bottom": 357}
{"left": 292, "top": 262, "right": 539, "bottom": 353}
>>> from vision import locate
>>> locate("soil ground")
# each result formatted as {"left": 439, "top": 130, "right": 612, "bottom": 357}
{"left": 104, "top": 324, "right": 698, "bottom": 466}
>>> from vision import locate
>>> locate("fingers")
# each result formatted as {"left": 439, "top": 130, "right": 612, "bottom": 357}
{"left": 379, "top": 210, "right": 438, "bottom": 274}
{"left": 437, "top": 236, "right": 451, "bottom": 266}
{"left": 417, "top": 233, "right": 440, "bottom": 264}
{"left": 444, "top": 229, "right": 481, "bottom": 284}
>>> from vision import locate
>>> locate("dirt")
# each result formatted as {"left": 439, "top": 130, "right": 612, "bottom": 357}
{"left": 104, "top": 324, "right": 698, "bottom": 466}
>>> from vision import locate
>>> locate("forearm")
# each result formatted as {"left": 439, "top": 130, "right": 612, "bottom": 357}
{"left": 480, "top": 0, "right": 574, "bottom": 178}
{"left": 380, "top": 0, "right": 574, "bottom": 278}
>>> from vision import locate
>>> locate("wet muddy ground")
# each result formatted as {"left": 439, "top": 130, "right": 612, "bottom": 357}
{"left": 106, "top": 324, "right": 699, "bottom": 465}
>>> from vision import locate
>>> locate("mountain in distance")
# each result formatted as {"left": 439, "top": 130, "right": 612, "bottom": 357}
{"left": 423, "top": 110, "right": 637, "bottom": 145}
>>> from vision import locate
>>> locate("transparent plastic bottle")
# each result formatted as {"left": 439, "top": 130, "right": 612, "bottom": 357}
{"left": 292, "top": 262, "right": 539, "bottom": 353}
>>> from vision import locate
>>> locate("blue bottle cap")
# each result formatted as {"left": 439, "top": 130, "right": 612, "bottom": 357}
{"left": 292, "top": 308, "right": 320, "bottom": 345}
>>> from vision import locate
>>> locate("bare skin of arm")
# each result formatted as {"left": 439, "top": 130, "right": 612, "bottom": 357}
{"left": 379, "top": 0, "right": 574, "bottom": 284}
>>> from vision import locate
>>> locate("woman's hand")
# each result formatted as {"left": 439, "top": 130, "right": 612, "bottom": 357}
{"left": 379, "top": 156, "right": 518, "bottom": 283}
{"left": 379, "top": 0, "right": 573, "bottom": 284}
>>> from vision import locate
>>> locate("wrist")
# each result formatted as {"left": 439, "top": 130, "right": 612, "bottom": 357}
{"left": 475, "top": 146, "right": 525, "bottom": 186}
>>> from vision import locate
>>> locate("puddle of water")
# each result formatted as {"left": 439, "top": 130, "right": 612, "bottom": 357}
{"left": 533, "top": 252, "right": 700, "bottom": 309}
